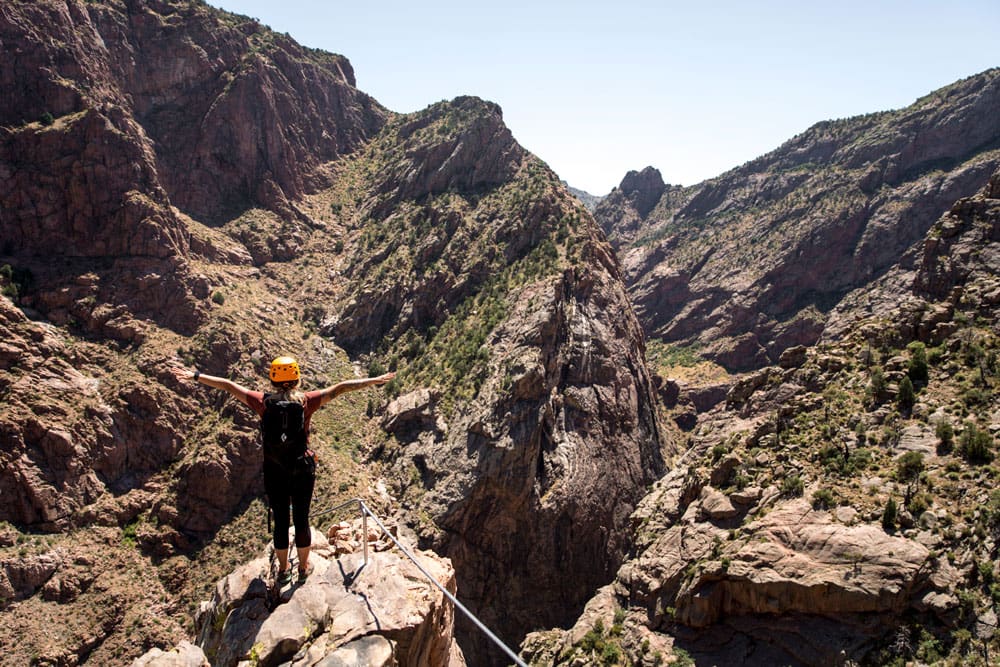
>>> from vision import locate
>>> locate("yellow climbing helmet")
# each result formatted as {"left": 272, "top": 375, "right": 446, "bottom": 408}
{"left": 269, "top": 356, "right": 300, "bottom": 383}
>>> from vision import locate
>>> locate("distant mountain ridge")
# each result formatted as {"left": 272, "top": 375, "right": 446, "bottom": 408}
{"left": 563, "top": 182, "right": 603, "bottom": 211}
{"left": 595, "top": 68, "right": 1000, "bottom": 370}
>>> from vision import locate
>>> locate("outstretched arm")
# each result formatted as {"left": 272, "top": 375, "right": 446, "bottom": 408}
{"left": 170, "top": 363, "right": 254, "bottom": 408}
{"left": 314, "top": 372, "right": 396, "bottom": 407}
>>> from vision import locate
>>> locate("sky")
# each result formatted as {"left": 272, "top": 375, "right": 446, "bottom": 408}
{"left": 208, "top": 1, "right": 999, "bottom": 195}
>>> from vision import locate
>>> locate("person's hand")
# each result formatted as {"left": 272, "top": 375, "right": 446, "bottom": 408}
{"left": 169, "top": 362, "right": 196, "bottom": 383}
{"left": 373, "top": 372, "right": 396, "bottom": 385}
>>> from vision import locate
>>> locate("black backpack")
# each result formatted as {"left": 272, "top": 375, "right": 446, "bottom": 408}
{"left": 260, "top": 394, "right": 307, "bottom": 465}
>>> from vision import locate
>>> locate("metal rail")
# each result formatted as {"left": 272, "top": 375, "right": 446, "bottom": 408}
{"left": 312, "top": 498, "right": 528, "bottom": 667}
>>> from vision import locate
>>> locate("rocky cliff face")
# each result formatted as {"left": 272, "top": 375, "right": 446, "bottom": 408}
{"left": 596, "top": 69, "right": 1000, "bottom": 371}
{"left": 0, "top": 3, "right": 668, "bottom": 664}
{"left": 0, "top": 0, "right": 390, "bottom": 537}
{"left": 311, "top": 96, "right": 669, "bottom": 664}
{"left": 0, "top": 0, "right": 387, "bottom": 344}
{"left": 1, "top": 0, "right": 386, "bottom": 226}
{"left": 524, "top": 170, "right": 1000, "bottom": 665}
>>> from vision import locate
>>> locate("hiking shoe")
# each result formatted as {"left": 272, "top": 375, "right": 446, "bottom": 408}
{"left": 277, "top": 569, "right": 292, "bottom": 585}
{"left": 297, "top": 564, "right": 313, "bottom": 583}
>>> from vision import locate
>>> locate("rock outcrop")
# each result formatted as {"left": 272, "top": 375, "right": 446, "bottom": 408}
{"left": 324, "top": 96, "right": 532, "bottom": 352}
{"left": 0, "top": 296, "right": 174, "bottom": 529}
{"left": 617, "top": 167, "right": 667, "bottom": 219}
{"left": 133, "top": 522, "right": 465, "bottom": 667}
{"left": 823, "top": 166, "right": 1000, "bottom": 345}
{"left": 525, "top": 460, "right": 960, "bottom": 665}
{"left": 418, "top": 251, "right": 665, "bottom": 664}
{"left": 593, "top": 166, "right": 687, "bottom": 250}
{"left": 369, "top": 97, "right": 525, "bottom": 218}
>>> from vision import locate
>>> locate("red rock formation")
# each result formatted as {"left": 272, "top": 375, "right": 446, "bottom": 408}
{"left": 596, "top": 69, "right": 1000, "bottom": 371}
{"left": 0, "top": 0, "right": 387, "bottom": 226}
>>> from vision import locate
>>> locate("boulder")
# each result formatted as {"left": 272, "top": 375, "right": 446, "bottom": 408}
{"left": 131, "top": 642, "right": 208, "bottom": 667}
{"left": 778, "top": 345, "right": 808, "bottom": 369}
{"left": 194, "top": 527, "right": 464, "bottom": 667}
{"left": 730, "top": 486, "right": 763, "bottom": 506}
{"left": 676, "top": 499, "right": 932, "bottom": 628}
{"left": 699, "top": 487, "right": 738, "bottom": 521}
{"left": 310, "top": 635, "right": 395, "bottom": 666}
{"left": 382, "top": 388, "right": 440, "bottom": 435}
{"left": 897, "top": 423, "right": 938, "bottom": 455}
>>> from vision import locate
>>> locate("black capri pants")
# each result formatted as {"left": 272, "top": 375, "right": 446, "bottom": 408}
{"left": 263, "top": 455, "right": 316, "bottom": 550}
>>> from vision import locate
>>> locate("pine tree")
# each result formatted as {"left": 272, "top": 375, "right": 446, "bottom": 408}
{"left": 907, "top": 341, "right": 929, "bottom": 390}
{"left": 897, "top": 375, "right": 915, "bottom": 412}
{"left": 882, "top": 497, "right": 898, "bottom": 531}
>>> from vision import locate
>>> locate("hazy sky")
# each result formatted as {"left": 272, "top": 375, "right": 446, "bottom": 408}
{"left": 208, "top": 1, "right": 998, "bottom": 195}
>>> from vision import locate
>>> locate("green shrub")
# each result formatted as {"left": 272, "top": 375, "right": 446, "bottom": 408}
{"left": 122, "top": 517, "right": 140, "bottom": 547}
{"left": 867, "top": 366, "right": 887, "bottom": 406}
{"left": 781, "top": 474, "right": 804, "bottom": 497}
{"left": 0, "top": 264, "right": 32, "bottom": 302}
{"left": 600, "top": 642, "right": 621, "bottom": 665}
{"left": 906, "top": 341, "right": 929, "bottom": 389}
{"left": 881, "top": 424, "right": 901, "bottom": 447}
{"left": 978, "top": 560, "right": 995, "bottom": 587}
{"left": 579, "top": 618, "right": 610, "bottom": 656}
{"left": 935, "top": 419, "right": 954, "bottom": 454}
{"left": 959, "top": 422, "right": 994, "bottom": 464}
{"left": 915, "top": 629, "right": 942, "bottom": 663}
{"left": 882, "top": 497, "right": 898, "bottom": 531}
{"left": 733, "top": 473, "right": 749, "bottom": 490}
{"left": 211, "top": 290, "right": 226, "bottom": 305}
{"left": 896, "top": 375, "right": 915, "bottom": 411}
{"left": 963, "top": 342, "right": 985, "bottom": 368}
{"left": 671, "top": 647, "right": 695, "bottom": 667}
{"left": 850, "top": 447, "right": 873, "bottom": 471}
{"left": 961, "top": 384, "right": 991, "bottom": 408}
{"left": 896, "top": 451, "right": 924, "bottom": 486}
{"left": 906, "top": 493, "right": 929, "bottom": 517}
{"left": 812, "top": 488, "right": 836, "bottom": 510}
